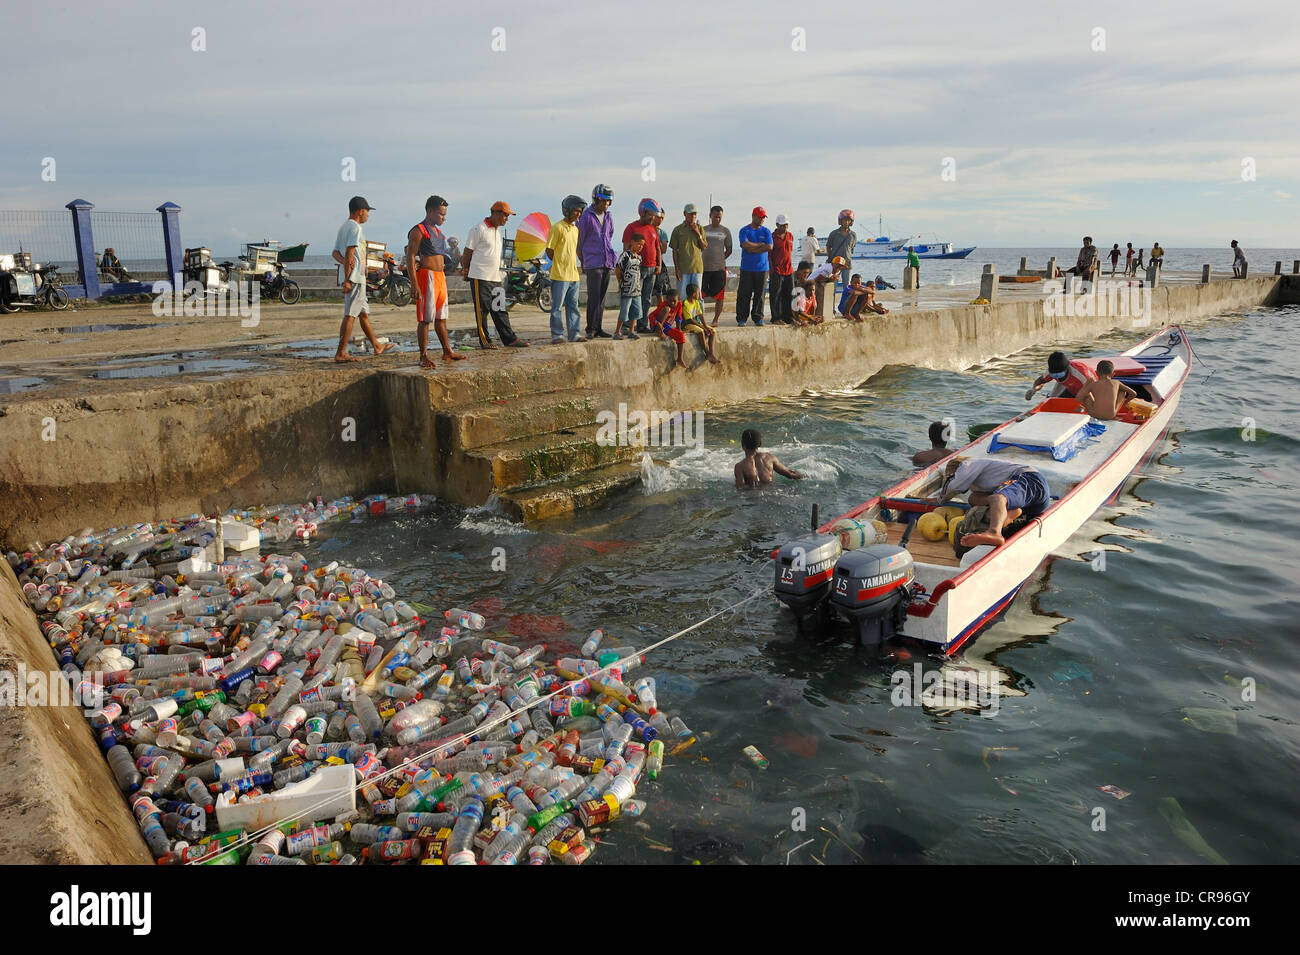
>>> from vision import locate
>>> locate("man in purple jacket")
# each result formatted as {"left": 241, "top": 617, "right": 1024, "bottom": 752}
{"left": 577, "top": 183, "right": 616, "bottom": 338}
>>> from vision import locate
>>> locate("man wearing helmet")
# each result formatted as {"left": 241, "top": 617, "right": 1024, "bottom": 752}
{"left": 547, "top": 196, "right": 587, "bottom": 344}
{"left": 577, "top": 184, "right": 616, "bottom": 338}
{"left": 624, "top": 199, "right": 664, "bottom": 334}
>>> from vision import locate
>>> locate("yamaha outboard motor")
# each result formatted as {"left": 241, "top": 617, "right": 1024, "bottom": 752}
{"left": 829, "top": 545, "right": 915, "bottom": 645}
{"left": 774, "top": 533, "right": 842, "bottom": 617}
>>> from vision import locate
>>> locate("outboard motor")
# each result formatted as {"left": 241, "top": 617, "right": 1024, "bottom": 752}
{"left": 829, "top": 545, "right": 915, "bottom": 645}
{"left": 774, "top": 533, "right": 842, "bottom": 617}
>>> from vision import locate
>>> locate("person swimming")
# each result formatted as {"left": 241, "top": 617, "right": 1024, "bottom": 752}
{"left": 912, "top": 421, "right": 952, "bottom": 468}
{"left": 734, "top": 428, "right": 804, "bottom": 488}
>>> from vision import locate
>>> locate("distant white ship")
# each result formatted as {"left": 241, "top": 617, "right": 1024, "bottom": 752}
{"left": 820, "top": 219, "right": 975, "bottom": 259}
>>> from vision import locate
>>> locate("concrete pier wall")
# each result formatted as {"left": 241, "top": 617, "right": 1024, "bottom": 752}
{"left": 0, "top": 560, "right": 153, "bottom": 863}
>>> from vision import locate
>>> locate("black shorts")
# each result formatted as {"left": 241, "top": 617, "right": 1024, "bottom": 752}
{"left": 702, "top": 270, "right": 727, "bottom": 300}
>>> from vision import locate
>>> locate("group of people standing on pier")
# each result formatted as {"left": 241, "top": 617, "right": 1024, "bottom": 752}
{"left": 330, "top": 188, "right": 889, "bottom": 366}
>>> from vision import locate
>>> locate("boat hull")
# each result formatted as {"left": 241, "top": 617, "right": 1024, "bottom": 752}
{"left": 853, "top": 246, "right": 976, "bottom": 260}
{"left": 776, "top": 325, "right": 1191, "bottom": 655}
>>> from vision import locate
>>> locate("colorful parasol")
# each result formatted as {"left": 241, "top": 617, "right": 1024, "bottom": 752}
{"left": 512, "top": 212, "right": 552, "bottom": 262}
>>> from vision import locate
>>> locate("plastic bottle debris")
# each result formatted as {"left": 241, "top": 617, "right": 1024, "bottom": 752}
{"left": 7, "top": 496, "right": 698, "bottom": 866}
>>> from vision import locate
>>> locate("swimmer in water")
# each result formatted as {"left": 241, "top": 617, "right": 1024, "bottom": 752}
{"left": 734, "top": 428, "right": 804, "bottom": 488}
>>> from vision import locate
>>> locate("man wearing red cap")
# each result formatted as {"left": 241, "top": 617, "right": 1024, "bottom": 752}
{"left": 736, "top": 206, "right": 773, "bottom": 326}
{"left": 824, "top": 210, "right": 857, "bottom": 303}
{"left": 460, "top": 201, "right": 526, "bottom": 349}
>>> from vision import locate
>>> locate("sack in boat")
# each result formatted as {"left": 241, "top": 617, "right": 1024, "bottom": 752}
{"left": 951, "top": 507, "right": 991, "bottom": 559}
{"left": 831, "top": 518, "right": 888, "bottom": 550}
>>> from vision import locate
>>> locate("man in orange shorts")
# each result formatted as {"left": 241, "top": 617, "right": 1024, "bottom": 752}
{"left": 406, "top": 195, "right": 466, "bottom": 369}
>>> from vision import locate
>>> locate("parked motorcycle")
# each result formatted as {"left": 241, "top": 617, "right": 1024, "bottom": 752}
{"left": 367, "top": 254, "right": 412, "bottom": 307}
{"left": 259, "top": 260, "right": 301, "bottom": 305}
{"left": 0, "top": 256, "right": 71, "bottom": 312}
{"left": 213, "top": 259, "right": 300, "bottom": 304}
{"left": 503, "top": 257, "right": 551, "bottom": 311}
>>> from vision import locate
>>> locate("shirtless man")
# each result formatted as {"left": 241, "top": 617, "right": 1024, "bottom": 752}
{"left": 911, "top": 421, "right": 951, "bottom": 468}
{"left": 734, "top": 429, "right": 804, "bottom": 488}
{"left": 1075, "top": 359, "right": 1136, "bottom": 421}
{"left": 407, "top": 195, "right": 466, "bottom": 368}
{"left": 941, "top": 457, "right": 1050, "bottom": 548}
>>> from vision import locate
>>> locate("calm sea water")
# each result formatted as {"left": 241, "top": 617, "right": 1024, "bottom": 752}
{"left": 290, "top": 303, "right": 1300, "bottom": 865}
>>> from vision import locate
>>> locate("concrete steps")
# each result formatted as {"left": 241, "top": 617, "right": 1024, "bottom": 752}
{"left": 461, "top": 422, "right": 641, "bottom": 494}
{"left": 494, "top": 460, "right": 645, "bottom": 523}
{"left": 436, "top": 391, "right": 603, "bottom": 452}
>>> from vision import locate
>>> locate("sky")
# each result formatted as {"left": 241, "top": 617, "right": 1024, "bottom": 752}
{"left": 1, "top": 0, "right": 1297, "bottom": 256}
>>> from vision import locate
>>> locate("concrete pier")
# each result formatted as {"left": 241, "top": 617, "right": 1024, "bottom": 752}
{"left": 0, "top": 274, "right": 1292, "bottom": 547}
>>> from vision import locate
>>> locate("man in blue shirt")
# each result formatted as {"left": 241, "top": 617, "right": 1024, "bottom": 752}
{"left": 736, "top": 207, "right": 773, "bottom": 326}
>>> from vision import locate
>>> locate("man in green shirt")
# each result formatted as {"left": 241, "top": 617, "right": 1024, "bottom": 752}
{"left": 907, "top": 246, "right": 921, "bottom": 288}
{"left": 669, "top": 203, "right": 708, "bottom": 301}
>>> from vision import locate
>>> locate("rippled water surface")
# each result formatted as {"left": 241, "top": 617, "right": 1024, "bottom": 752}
{"left": 294, "top": 305, "right": 1300, "bottom": 864}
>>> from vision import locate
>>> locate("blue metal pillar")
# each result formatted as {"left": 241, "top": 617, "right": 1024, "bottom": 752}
{"left": 157, "top": 202, "right": 183, "bottom": 290}
{"left": 66, "top": 198, "right": 99, "bottom": 300}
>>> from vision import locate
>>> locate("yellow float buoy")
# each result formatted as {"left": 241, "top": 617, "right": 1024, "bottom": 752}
{"left": 917, "top": 512, "right": 947, "bottom": 541}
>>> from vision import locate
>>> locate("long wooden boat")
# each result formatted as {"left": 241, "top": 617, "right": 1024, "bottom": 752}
{"left": 774, "top": 325, "right": 1192, "bottom": 654}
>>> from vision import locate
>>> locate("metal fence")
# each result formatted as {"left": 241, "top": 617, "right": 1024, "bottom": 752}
{"left": 89, "top": 211, "right": 168, "bottom": 282}
{"left": 0, "top": 210, "right": 83, "bottom": 283}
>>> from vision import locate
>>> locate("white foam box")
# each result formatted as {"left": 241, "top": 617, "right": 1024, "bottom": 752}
{"left": 199, "top": 518, "right": 261, "bottom": 552}
{"left": 215, "top": 763, "right": 356, "bottom": 833}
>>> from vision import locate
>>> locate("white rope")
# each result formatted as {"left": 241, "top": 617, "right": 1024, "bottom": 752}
{"left": 191, "top": 586, "right": 767, "bottom": 863}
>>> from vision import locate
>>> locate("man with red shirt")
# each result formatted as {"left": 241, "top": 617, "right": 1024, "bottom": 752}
{"left": 623, "top": 199, "right": 663, "bottom": 334}
{"left": 768, "top": 214, "right": 795, "bottom": 325}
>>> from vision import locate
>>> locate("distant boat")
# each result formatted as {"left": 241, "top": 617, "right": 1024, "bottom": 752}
{"left": 245, "top": 240, "right": 310, "bottom": 263}
{"left": 818, "top": 234, "right": 974, "bottom": 260}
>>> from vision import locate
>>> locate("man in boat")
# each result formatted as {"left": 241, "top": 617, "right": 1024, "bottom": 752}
{"left": 407, "top": 195, "right": 465, "bottom": 368}
{"left": 941, "top": 457, "right": 1051, "bottom": 548}
{"left": 912, "top": 421, "right": 951, "bottom": 467}
{"left": 1075, "top": 359, "right": 1136, "bottom": 421}
{"left": 734, "top": 429, "right": 804, "bottom": 488}
{"left": 1024, "top": 350, "right": 1071, "bottom": 400}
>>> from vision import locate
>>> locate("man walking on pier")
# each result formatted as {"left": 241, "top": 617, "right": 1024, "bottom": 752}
{"left": 578, "top": 184, "right": 616, "bottom": 338}
{"left": 736, "top": 207, "right": 773, "bottom": 325}
{"left": 407, "top": 195, "right": 465, "bottom": 368}
{"left": 332, "top": 196, "right": 391, "bottom": 363}
{"left": 461, "top": 201, "right": 526, "bottom": 349}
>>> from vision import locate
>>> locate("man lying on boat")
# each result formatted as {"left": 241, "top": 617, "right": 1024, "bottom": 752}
{"left": 940, "top": 458, "right": 1051, "bottom": 549}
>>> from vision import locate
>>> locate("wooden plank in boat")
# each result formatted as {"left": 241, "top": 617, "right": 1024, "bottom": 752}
{"left": 885, "top": 522, "right": 961, "bottom": 567}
